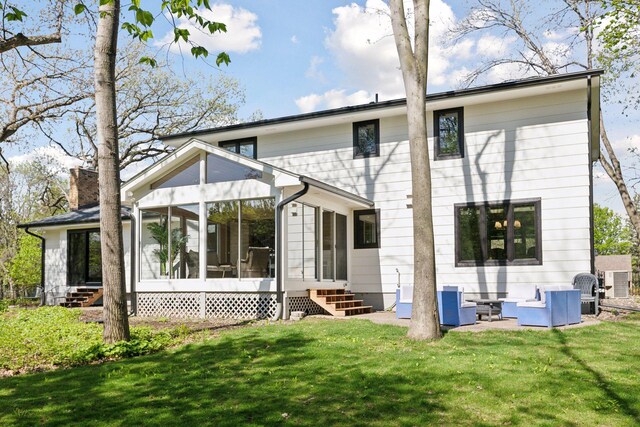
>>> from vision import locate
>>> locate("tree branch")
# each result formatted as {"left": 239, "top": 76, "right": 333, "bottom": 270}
{"left": 0, "top": 33, "right": 61, "bottom": 54}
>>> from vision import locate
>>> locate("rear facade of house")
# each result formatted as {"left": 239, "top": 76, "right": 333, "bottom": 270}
{"left": 23, "top": 71, "right": 601, "bottom": 319}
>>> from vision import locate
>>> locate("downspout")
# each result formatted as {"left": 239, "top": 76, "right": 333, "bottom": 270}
{"left": 129, "top": 211, "right": 136, "bottom": 316}
{"left": 273, "top": 181, "right": 309, "bottom": 320}
{"left": 587, "top": 75, "right": 596, "bottom": 275}
{"left": 24, "top": 227, "right": 46, "bottom": 307}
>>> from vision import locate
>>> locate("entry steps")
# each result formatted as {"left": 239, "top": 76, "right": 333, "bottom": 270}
{"left": 309, "top": 288, "right": 372, "bottom": 316}
{"left": 60, "top": 287, "right": 103, "bottom": 308}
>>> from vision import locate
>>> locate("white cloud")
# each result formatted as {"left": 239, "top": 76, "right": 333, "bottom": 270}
{"left": 157, "top": 4, "right": 261, "bottom": 55}
{"left": 305, "top": 56, "right": 326, "bottom": 83}
{"left": 476, "top": 34, "right": 515, "bottom": 59}
{"left": 9, "top": 145, "right": 82, "bottom": 175}
{"left": 543, "top": 27, "right": 579, "bottom": 41}
{"left": 291, "top": 35, "right": 299, "bottom": 44}
{"left": 294, "top": 0, "right": 469, "bottom": 112}
{"left": 295, "top": 89, "right": 371, "bottom": 113}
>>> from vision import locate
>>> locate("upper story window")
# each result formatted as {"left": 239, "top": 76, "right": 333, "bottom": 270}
{"left": 220, "top": 137, "right": 257, "bottom": 159}
{"left": 434, "top": 107, "right": 464, "bottom": 160}
{"left": 455, "top": 198, "right": 541, "bottom": 267}
{"left": 353, "top": 119, "right": 380, "bottom": 159}
{"left": 354, "top": 209, "right": 380, "bottom": 249}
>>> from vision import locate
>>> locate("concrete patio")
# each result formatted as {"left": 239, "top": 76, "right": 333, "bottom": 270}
{"left": 313, "top": 310, "right": 601, "bottom": 332}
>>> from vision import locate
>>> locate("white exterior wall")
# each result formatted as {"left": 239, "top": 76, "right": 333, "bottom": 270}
{"left": 41, "top": 222, "right": 132, "bottom": 304}
{"left": 258, "top": 89, "right": 592, "bottom": 304}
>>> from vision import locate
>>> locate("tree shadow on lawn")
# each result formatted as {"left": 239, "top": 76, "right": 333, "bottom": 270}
{"left": 551, "top": 328, "right": 640, "bottom": 424}
{"left": 1, "top": 321, "right": 638, "bottom": 426}
{"left": 0, "top": 328, "right": 449, "bottom": 426}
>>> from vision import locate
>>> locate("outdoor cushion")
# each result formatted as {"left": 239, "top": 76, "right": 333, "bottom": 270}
{"left": 399, "top": 285, "right": 413, "bottom": 303}
{"left": 517, "top": 301, "right": 545, "bottom": 308}
{"left": 500, "top": 284, "right": 538, "bottom": 317}
{"left": 539, "top": 285, "right": 573, "bottom": 304}
{"left": 499, "top": 284, "right": 537, "bottom": 302}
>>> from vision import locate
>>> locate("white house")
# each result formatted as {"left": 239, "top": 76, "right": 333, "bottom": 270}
{"left": 20, "top": 70, "right": 602, "bottom": 319}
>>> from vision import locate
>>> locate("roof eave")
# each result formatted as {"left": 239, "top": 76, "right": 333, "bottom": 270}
{"left": 159, "top": 69, "right": 605, "bottom": 143}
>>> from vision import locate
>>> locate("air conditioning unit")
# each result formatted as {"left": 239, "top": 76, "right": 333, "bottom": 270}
{"left": 603, "top": 270, "right": 630, "bottom": 298}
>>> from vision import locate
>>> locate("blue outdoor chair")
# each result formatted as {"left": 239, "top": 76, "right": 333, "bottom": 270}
{"left": 516, "top": 285, "right": 581, "bottom": 327}
{"left": 437, "top": 286, "right": 476, "bottom": 326}
{"left": 395, "top": 285, "right": 413, "bottom": 319}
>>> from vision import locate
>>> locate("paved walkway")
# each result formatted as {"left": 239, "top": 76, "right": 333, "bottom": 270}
{"left": 313, "top": 310, "right": 601, "bottom": 332}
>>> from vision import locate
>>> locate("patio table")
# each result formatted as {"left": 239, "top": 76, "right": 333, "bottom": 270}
{"left": 466, "top": 299, "right": 503, "bottom": 322}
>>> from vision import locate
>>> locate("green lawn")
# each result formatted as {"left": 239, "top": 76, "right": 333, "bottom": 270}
{"left": 1, "top": 316, "right": 639, "bottom": 426}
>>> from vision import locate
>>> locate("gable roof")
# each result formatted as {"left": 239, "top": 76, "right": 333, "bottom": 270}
{"left": 122, "top": 139, "right": 374, "bottom": 208}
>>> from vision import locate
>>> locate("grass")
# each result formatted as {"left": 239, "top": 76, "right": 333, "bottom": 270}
{"left": 0, "top": 307, "right": 184, "bottom": 371}
{"left": 1, "top": 315, "right": 639, "bottom": 426}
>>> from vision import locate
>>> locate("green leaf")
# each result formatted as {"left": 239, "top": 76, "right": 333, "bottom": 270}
{"left": 191, "top": 46, "right": 209, "bottom": 59}
{"left": 135, "top": 9, "right": 154, "bottom": 27}
{"left": 216, "top": 52, "right": 230, "bottom": 67}
{"left": 208, "top": 22, "right": 226, "bottom": 34}
{"left": 139, "top": 30, "right": 154, "bottom": 42}
{"left": 6, "top": 6, "right": 27, "bottom": 22}
{"left": 74, "top": 4, "right": 86, "bottom": 15}
{"left": 99, "top": 0, "right": 112, "bottom": 5}
{"left": 139, "top": 57, "right": 158, "bottom": 67}
{"left": 173, "top": 28, "right": 190, "bottom": 43}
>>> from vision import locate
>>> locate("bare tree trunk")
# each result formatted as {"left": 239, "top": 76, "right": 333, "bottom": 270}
{"left": 599, "top": 112, "right": 640, "bottom": 238}
{"left": 389, "top": 0, "right": 441, "bottom": 340}
{"left": 94, "top": 0, "right": 130, "bottom": 343}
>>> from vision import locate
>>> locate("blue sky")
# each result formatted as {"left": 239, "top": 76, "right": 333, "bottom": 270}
{"left": 7, "top": 0, "right": 639, "bottom": 215}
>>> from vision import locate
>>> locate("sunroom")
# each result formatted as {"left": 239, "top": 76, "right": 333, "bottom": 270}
{"left": 121, "top": 139, "right": 374, "bottom": 319}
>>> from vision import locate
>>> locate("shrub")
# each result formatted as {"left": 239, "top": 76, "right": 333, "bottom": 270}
{"left": 0, "top": 307, "right": 181, "bottom": 372}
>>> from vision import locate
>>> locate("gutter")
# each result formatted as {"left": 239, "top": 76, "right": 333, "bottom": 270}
{"left": 273, "top": 182, "right": 309, "bottom": 320}
{"left": 23, "top": 227, "right": 46, "bottom": 307}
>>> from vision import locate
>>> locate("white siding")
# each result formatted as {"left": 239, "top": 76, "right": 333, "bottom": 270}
{"left": 42, "top": 223, "right": 132, "bottom": 305}
{"left": 259, "top": 89, "right": 592, "bottom": 302}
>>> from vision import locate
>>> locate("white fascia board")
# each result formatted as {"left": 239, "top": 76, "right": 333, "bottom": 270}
{"left": 273, "top": 171, "right": 301, "bottom": 187}
{"left": 121, "top": 138, "right": 299, "bottom": 201}
{"left": 121, "top": 139, "right": 204, "bottom": 196}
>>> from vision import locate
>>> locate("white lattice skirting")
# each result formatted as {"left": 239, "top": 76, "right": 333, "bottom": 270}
{"left": 137, "top": 292, "right": 277, "bottom": 319}
{"left": 287, "top": 296, "right": 327, "bottom": 315}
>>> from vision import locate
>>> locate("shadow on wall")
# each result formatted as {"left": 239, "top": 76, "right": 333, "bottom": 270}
{"left": 461, "top": 120, "right": 516, "bottom": 297}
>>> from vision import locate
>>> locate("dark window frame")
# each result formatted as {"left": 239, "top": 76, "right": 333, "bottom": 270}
{"left": 219, "top": 137, "right": 258, "bottom": 159}
{"left": 354, "top": 209, "right": 381, "bottom": 249}
{"left": 67, "top": 228, "right": 102, "bottom": 286}
{"left": 352, "top": 119, "right": 380, "bottom": 159}
{"left": 454, "top": 198, "right": 542, "bottom": 267}
{"left": 434, "top": 107, "right": 464, "bottom": 160}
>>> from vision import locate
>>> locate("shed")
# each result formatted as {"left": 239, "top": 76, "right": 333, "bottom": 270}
{"left": 595, "top": 255, "right": 632, "bottom": 298}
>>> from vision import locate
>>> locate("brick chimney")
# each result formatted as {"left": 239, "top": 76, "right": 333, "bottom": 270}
{"left": 69, "top": 167, "right": 99, "bottom": 210}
